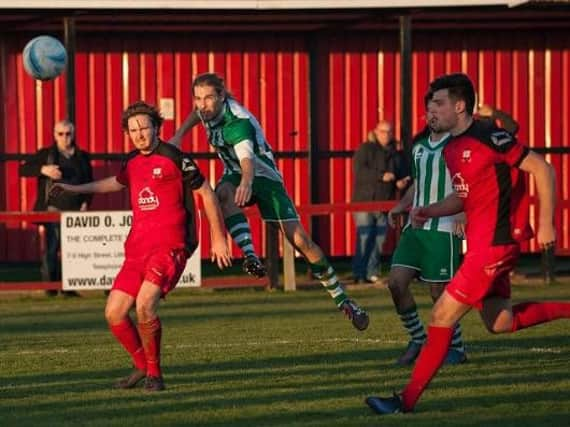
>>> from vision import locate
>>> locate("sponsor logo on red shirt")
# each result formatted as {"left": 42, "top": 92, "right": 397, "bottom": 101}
{"left": 451, "top": 173, "right": 469, "bottom": 198}
{"left": 138, "top": 187, "right": 160, "bottom": 211}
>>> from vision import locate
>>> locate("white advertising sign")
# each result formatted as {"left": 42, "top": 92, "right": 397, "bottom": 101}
{"left": 61, "top": 211, "right": 201, "bottom": 290}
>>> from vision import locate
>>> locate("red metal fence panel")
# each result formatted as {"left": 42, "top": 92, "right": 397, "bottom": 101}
{"left": 0, "top": 33, "right": 310, "bottom": 262}
{"left": 1, "top": 28, "right": 569, "bottom": 262}
{"left": 313, "top": 29, "right": 569, "bottom": 256}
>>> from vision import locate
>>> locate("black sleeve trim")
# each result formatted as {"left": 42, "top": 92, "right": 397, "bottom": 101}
{"left": 513, "top": 146, "right": 530, "bottom": 168}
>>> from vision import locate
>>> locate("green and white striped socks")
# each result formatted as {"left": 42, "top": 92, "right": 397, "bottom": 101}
{"left": 225, "top": 213, "right": 256, "bottom": 258}
{"left": 399, "top": 306, "right": 465, "bottom": 352}
{"left": 309, "top": 257, "right": 348, "bottom": 307}
{"left": 399, "top": 306, "right": 428, "bottom": 344}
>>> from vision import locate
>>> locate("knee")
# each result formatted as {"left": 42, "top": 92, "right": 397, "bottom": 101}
{"left": 292, "top": 231, "right": 314, "bottom": 253}
{"left": 215, "top": 182, "right": 234, "bottom": 205}
{"left": 484, "top": 321, "right": 511, "bottom": 334}
{"left": 387, "top": 276, "right": 408, "bottom": 296}
{"left": 429, "top": 304, "right": 454, "bottom": 326}
{"left": 135, "top": 297, "right": 157, "bottom": 323}
{"left": 105, "top": 304, "right": 125, "bottom": 325}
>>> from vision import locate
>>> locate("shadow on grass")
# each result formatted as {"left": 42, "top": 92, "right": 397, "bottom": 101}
{"left": 0, "top": 297, "right": 393, "bottom": 336}
{"left": 1, "top": 347, "right": 569, "bottom": 427}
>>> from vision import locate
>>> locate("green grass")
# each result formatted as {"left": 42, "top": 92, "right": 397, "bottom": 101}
{"left": 1, "top": 283, "right": 569, "bottom": 426}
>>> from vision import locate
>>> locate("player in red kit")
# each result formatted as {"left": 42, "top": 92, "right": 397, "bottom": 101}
{"left": 366, "top": 73, "right": 570, "bottom": 414}
{"left": 51, "top": 101, "right": 231, "bottom": 391}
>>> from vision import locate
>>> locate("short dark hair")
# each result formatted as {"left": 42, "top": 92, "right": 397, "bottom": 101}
{"left": 121, "top": 101, "right": 164, "bottom": 132}
{"left": 423, "top": 90, "right": 433, "bottom": 108}
{"left": 429, "top": 73, "right": 475, "bottom": 116}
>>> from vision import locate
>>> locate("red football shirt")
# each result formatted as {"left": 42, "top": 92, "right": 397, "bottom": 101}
{"left": 443, "top": 120, "right": 532, "bottom": 250}
{"left": 116, "top": 141, "right": 205, "bottom": 258}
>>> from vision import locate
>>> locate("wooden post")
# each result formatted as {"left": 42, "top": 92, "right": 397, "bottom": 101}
{"left": 283, "top": 239, "right": 297, "bottom": 291}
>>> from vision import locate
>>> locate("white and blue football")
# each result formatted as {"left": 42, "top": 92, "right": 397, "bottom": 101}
{"left": 22, "top": 35, "right": 67, "bottom": 81}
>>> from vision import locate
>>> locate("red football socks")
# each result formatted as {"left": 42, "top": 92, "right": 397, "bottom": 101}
{"left": 401, "top": 325, "right": 453, "bottom": 412}
{"left": 511, "top": 301, "right": 570, "bottom": 332}
{"left": 138, "top": 317, "right": 162, "bottom": 377}
{"left": 109, "top": 317, "right": 146, "bottom": 371}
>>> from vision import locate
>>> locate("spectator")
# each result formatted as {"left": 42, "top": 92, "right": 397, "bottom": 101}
{"left": 351, "top": 120, "right": 410, "bottom": 284}
{"left": 19, "top": 120, "right": 93, "bottom": 297}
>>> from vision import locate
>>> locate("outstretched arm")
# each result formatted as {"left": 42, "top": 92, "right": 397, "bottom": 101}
{"left": 169, "top": 110, "right": 201, "bottom": 148}
{"left": 51, "top": 176, "right": 125, "bottom": 196}
{"left": 194, "top": 180, "right": 232, "bottom": 269}
{"left": 518, "top": 151, "right": 556, "bottom": 248}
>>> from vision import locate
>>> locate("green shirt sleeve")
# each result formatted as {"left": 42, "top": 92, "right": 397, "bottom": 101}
{"left": 222, "top": 118, "right": 256, "bottom": 146}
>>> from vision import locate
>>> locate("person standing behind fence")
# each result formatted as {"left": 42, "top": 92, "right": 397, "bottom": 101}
{"left": 169, "top": 72, "right": 369, "bottom": 331}
{"left": 351, "top": 120, "right": 411, "bottom": 285}
{"left": 19, "top": 120, "right": 93, "bottom": 297}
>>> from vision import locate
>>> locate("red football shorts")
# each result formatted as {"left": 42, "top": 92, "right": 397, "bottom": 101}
{"left": 112, "top": 247, "right": 189, "bottom": 298}
{"left": 446, "top": 244, "right": 520, "bottom": 310}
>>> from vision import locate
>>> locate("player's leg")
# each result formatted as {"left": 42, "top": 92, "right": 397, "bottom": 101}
{"left": 478, "top": 245, "right": 570, "bottom": 334}
{"left": 388, "top": 228, "right": 425, "bottom": 365}
{"left": 367, "top": 290, "right": 471, "bottom": 414}
{"left": 375, "top": 246, "right": 512, "bottom": 411}
{"left": 279, "top": 219, "right": 369, "bottom": 331}
{"left": 388, "top": 266, "right": 423, "bottom": 365}
{"left": 368, "top": 244, "right": 480, "bottom": 414}
{"left": 429, "top": 282, "right": 466, "bottom": 364}
{"left": 481, "top": 296, "right": 570, "bottom": 333}
{"left": 216, "top": 179, "right": 266, "bottom": 278}
{"left": 135, "top": 248, "right": 189, "bottom": 391}
{"left": 105, "top": 288, "right": 146, "bottom": 389}
{"left": 403, "top": 292, "right": 470, "bottom": 409}
{"left": 135, "top": 281, "right": 164, "bottom": 391}
{"left": 421, "top": 230, "right": 466, "bottom": 364}
{"left": 250, "top": 176, "right": 368, "bottom": 330}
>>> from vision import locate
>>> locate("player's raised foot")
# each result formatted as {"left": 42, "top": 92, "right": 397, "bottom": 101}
{"left": 242, "top": 255, "right": 266, "bottom": 278}
{"left": 113, "top": 368, "right": 146, "bottom": 389}
{"left": 340, "top": 299, "right": 369, "bottom": 331}
{"left": 365, "top": 393, "right": 404, "bottom": 415}
{"left": 396, "top": 341, "right": 423, "bottom": 366}
{"left": 444, "top": 348, "right": 467, "bottom": 365}
{"left": 144, "top": 375, "right": 165, "bottom": 392}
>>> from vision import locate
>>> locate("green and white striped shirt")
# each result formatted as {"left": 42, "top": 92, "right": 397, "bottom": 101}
{"left": 203, "top": 99, "right": 283, "bottom": 183}
{"left": 410, "top": 132, "right": 455, "bottom": 233}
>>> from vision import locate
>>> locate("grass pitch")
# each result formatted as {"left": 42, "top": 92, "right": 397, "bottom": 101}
{"left": 1, "top": 282, "right": 569, "bottom": 427}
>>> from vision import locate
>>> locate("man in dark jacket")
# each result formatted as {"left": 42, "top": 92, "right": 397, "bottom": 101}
{"left": 19, "top": 120, "right": 93, "bottom": 296}
{"left": 352, "top": 120, "right": 410, "bottom": 284}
